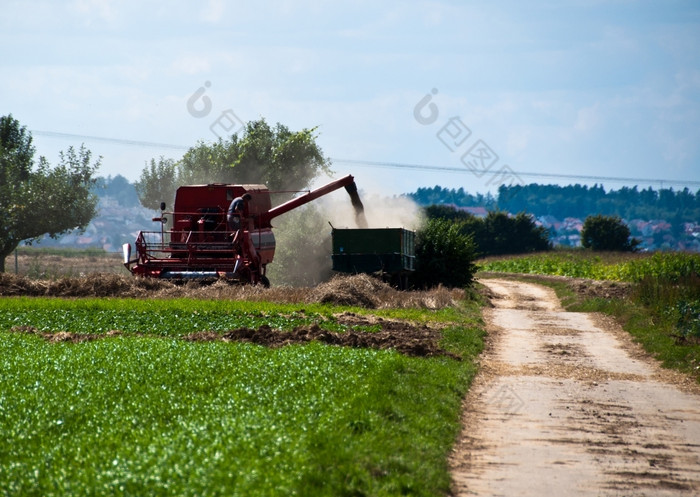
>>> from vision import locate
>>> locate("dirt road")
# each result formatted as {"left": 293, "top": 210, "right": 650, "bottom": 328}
{"left": 450, "top": 278, "right": 700, "bottom": 496}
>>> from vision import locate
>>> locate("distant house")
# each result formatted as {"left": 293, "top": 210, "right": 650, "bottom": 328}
{"left": 444, "top": 204, "right": 488, "bottom": 218}
{"left": 537, "top": 215, "right": 561, "bottom": 230}
{"left": 463, "top": 206, "right": 488, "bottom": 218}
{"left": 567, "top": 234, "right": 581, "bottom": 247}
{"left": 76, "top": 236, "right": 96, "bottom": 246}
{"left": 562, "top": 217, "right": 584, "bottom": 232}
{"left": 651, "top": 220, "right": 671, "bottom": 233}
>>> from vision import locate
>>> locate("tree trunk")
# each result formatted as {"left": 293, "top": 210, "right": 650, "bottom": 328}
{"left": 0, "top": 244, "right": 16, "bottom": 273}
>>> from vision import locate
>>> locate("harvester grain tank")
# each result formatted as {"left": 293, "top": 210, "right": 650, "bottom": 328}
{"left": 123, "top": 174, "right": 366, "bottom": 285}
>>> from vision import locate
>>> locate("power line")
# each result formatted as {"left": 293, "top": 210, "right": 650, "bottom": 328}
{"left": 332, "top": 159, "right": 700, "bottom": 188}
{"left": 32, "top": 130, "right": 189, "bottom": 151}
{"left": 31, "top": 129, "right": 700, "bottom": 188}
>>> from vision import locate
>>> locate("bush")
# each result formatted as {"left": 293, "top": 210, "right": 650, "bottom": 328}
{"left": 581, "top": 214, "right": 639, "bottom": 251}
{"left": 424, "top": 204, "right": 472, "bottom": 222}
{"left": 425, "top": 206, "right": 552, "bottom": 256}
{"left": 413, "top": 218, "right": 477, "bottom": 289}
{"left": 477, "top": 211, "right": 551, "bottom": 255}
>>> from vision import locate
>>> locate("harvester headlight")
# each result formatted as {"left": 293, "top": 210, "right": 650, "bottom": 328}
{"left": 122, "top": 243, "right": 131, "bottom": 265}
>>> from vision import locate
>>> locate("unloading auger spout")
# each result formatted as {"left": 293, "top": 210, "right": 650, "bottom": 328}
{"left": 261, "top": 174, "right": 367, "bottom": 228}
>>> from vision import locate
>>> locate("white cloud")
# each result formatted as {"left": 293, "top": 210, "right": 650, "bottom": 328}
{"left": 574, "top": 103, "right": 601, "bottom": 133}
{"left": 506, "top": 128, "right": 531, "bottom": 156}
{"left": 70, "top": 0, "right": 120, "bottom": 26}
{"left": 170, "top": 54, "right": 212, "bottom": 76}
{"left": 200, "top": 0, "right": 225, "bottom": 23}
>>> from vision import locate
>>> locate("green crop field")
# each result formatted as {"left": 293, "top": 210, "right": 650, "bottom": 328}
{"left": 479, "top": 250, "right": 700, "bottom": 282}
{"left": 0, "top": 296, "right": 484, "bottom": 497}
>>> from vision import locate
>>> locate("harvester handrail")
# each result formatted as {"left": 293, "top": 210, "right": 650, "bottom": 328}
{"left": 164, "top": 208, "right": 226, "bottom": 216}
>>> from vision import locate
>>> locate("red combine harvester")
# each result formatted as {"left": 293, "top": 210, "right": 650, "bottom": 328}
{"left": 123, "top": 174, "right": 366, "bottom": 286}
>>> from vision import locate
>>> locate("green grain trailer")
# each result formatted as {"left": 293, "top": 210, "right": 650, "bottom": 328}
{"left": 331, "top": 228, "right": 415, "bottom": 288}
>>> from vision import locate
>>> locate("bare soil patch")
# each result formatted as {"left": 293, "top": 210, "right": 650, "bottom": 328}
{"left": 184, "top": 315, "right": 457, "bottom": 359}
{"left": 9, "top": 325, "right": 125, "bottom": 343}
{"left": 10, "top": 312, "right": 456, "bottom": 359}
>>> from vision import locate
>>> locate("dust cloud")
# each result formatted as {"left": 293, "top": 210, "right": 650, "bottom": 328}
{"left": 316, "top": 190, "right": 425, "bottom": 231}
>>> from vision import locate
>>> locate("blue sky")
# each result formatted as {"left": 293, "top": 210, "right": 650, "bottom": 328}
{"left": 2, "top": 0, "right": 699, "bottom": 195}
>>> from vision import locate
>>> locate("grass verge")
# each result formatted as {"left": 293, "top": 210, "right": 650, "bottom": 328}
{"left": 566, "top": 296, "right": 700, "bottom": 380}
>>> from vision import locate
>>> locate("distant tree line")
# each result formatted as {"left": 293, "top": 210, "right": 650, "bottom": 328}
{"left": 407, "top": 184, "right": 700, "bottom": 223}
{"left": 408, "top": 186, "right": 497, "bottom": 210}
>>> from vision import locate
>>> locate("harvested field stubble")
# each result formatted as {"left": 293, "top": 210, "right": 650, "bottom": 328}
{"left": 0, "top": 273, "right": 466, "bottom": 309}
{"left": 308, "top": 274, "right": 465, "bottom": 309}
{"left": 0, "top": 272, "right": 173, "bottom": 298}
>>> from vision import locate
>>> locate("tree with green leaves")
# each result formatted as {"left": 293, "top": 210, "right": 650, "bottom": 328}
{"left": 480, "top": 211, "right": 551, "bottom": 255}
{"left": 135, "top": 157, "right": 178, "bottom": 210}
{"left": 581, "top": 214, "right": 639, "bottom": 251}
{"left": 423, "top": 204, "right": 473, "bottom": 222}
{"left": 135, "top": 119, "right": 331, "bottom": 209}
{"left": 0, "top": 114, "right": 101, "bottom": 272}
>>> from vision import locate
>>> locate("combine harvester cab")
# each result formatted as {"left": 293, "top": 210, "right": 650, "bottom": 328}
{"left": 123, "top": 174, "right": 366, "bottom": 286}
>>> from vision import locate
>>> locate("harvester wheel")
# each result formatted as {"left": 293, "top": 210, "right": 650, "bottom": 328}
{"left": 260, "top": 275, "right": 270, "bottom": 288}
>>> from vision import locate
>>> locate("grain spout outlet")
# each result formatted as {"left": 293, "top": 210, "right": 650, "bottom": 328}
{"left": 344, "top": 180, "right": 368, "bottom": 229}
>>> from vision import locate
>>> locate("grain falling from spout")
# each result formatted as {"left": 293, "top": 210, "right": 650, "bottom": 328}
{"left": 344, "top": 181, "right": 368, "bottom": 228}
{"left": 348, "top": 190, "right": 368, "bottom": 228}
